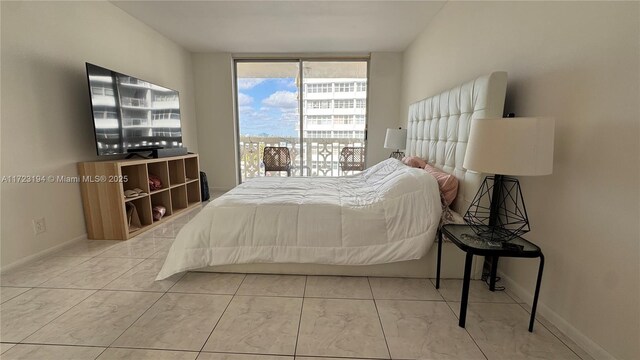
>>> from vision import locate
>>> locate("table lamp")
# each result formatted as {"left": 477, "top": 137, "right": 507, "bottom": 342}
{"left": 463, "top": 117, "right": 555, "bottom": 241}
{"left": 384, "top": 127, "right": 407, "bottom": 160}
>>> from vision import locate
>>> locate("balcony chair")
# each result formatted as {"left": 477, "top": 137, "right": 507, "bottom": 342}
{"left": 339, "top": 146, "right": 366, "bottom": 173}
{"left": 263, "top": 146, "right": 292, "bottom": 177}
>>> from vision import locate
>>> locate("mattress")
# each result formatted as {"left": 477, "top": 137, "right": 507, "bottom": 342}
{"left": 157, "top": 158, "right": 442, "bottom": 280}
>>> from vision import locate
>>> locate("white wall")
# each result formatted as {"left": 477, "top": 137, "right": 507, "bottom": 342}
{"left": 193, "top": 53, "right": 237, "bottom": 191}
{"left": 401, "top": 2, "right": 639, "bottom": 359}
{"left": 194, "top": 52, "right": 403, "bottom": 189}
{"left": 0, "top": 1, "right": 197, "bottom": 267}
{"left": 366, "top": 52, "right": 403, "bottom": 167}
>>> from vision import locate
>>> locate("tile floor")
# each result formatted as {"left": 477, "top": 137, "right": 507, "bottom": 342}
{"left": 0, "top": 202, "right": 592, "bottom": 360}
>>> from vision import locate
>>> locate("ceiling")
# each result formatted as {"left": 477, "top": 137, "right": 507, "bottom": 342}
{"left": 111, "top": 1, "right": 446, "bottom": 53}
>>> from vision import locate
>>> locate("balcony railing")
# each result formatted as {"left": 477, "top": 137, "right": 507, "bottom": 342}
{"left": 239, "top": 136, "right": 365, "bottom": 181}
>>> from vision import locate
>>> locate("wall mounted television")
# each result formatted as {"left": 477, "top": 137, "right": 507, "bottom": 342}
{"left": 86, "top": 63, "right": 183, "bottom": 156}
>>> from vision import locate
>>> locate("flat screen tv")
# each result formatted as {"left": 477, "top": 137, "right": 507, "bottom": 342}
{"left": 86, "top": 63, "right": 183, "bottom": 156}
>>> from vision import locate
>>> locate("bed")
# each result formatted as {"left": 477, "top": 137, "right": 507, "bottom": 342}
{"left": 157, "top": 71, "right": 507, "bottom": 280}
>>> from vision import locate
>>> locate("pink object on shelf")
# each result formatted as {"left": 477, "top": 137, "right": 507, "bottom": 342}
{"left": 152, "top": 205, "right": 166, "bottom": 221}
{"left": 149, "top": 174, "right": 162, "bottom": 191}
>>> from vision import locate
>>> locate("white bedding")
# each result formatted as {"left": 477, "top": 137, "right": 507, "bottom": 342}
{"left": 157, "top": 159, "right": 442, "bottom": 280}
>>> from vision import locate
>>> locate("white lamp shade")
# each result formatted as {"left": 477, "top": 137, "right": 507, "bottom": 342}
{"left": 384, "top": 128, "right": 407, "bottom": 150}
{"left": 463, "top": 117, "right": 555, "bottom": 176}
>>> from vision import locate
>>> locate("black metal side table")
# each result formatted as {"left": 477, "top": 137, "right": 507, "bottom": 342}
{"left": 436, "top": 224, "right": 545, "bottom": 332}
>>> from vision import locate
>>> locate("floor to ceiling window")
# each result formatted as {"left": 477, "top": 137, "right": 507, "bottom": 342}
{"left": 235, "top": 59, "right": 368, "bottom": 182}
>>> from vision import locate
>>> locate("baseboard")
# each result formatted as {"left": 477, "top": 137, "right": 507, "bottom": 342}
{"left": 498, "top": 270, "right": 617, "bottom": 360}
{"left": 0, "top": 233, "right": 87, "bottom": 273}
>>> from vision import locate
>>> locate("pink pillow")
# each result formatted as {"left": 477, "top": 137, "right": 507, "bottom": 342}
{"left": 423, "top": 164, "right": 459, "bottom": 206}
{"left": 402, "top": 156, "right": 427, "bottom": 169}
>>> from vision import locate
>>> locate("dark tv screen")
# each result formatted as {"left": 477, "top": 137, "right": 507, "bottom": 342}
{"left": 86, "top": 63, "right": 183, "bottom": 156}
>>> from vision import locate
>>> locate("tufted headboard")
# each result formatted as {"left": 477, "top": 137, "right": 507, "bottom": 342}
{"left": 406, "top": 72, "right": 507, "bottom": 214}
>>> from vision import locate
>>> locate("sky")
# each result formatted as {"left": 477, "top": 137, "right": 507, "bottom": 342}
{"left": 237, "top": 77, "right": 299, "bottom": 137}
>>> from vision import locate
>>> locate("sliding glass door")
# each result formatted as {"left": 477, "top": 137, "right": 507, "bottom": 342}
{"left": 235, "top": 59, "right": 368, "bottom": 182}
{"left": 302, "top": 61, "right": 367, "bottom": 176}
{"left": 235, "top": 61, "right": 301, "bottom": 180}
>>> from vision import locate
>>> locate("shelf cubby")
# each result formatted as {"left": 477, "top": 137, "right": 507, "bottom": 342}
{"left": 150, "top": 189, "right": 173, "bottom": 222}
{"left": 187, "top": 180, "right": 201, "bottom": 206}
{"left": 121, "top": 164, "right": 149, "bottom": 193}
{"left": 127, "top": 197, "right": 153, "bottom": 234}
{"left": 171, "top": 185, "right": 188, "bottom": 213}
{"left": 185, "top": 156, "right": 199, "bottom": 182}
{"left": 168, "top": 159, "right": 186, "bottom": 185}
{"left": 147, "top": 161, "right": 170, "bottom": 192}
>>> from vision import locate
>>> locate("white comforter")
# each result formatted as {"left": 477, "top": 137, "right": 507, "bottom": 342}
{"left": 157, "top": 158, "right": 442, "bottom": 279}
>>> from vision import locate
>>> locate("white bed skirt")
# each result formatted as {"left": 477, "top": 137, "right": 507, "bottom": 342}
{"left": 195, "top": 242, "right": 484, "bottom": 279}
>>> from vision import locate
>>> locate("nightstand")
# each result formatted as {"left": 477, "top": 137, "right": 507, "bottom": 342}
{"left": 436, "top": 224, "right": 545, "bottom": 332}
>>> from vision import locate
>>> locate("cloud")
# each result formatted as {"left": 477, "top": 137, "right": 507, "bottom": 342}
{"left": 239, "top": 104, "right": 299, "bottom": 137}
{"left": 276, "top": 78, "right": 297, "bottom": 89}
{"left": 237, "top": 78, "right": 265, "bottom": 90}
{"left": 262, "top": 91, "right": 298, "bottom": 109}
{"left": 237, "top": 92, "right": 253, "bottom": 106}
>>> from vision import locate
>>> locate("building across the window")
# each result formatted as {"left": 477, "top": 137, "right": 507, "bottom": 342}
{"left": 306, "top": 130, "right": 365, "bottom": 139}
{"left": 306, "top": 83, "right": 332, "bottom": 93}
{"left": 302, "top": 78, "right": 367, "bottom": 140}
{"left": 334, "top": 82, "right": 354, "bottom": 92}
{"left": 306, "top": 99, "right": 332, "bottom": 109}
{"left": 334, "top": 99, "right": 354, "bottom": 109}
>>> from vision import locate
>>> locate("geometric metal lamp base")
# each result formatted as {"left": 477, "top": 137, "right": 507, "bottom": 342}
{"left": 389, "top": 150, "right": 405, "bottom": 160}
{"left": 464, "top": 175, "right": 530, "bottom": 242}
